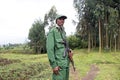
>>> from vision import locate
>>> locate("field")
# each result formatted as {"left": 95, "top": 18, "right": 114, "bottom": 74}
{"left": 0, "top": 49, "right": 120, "bottom": 80}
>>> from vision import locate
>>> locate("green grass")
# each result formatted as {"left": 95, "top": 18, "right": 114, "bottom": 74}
{"left": 0, "top": 53, "right": 52, "bottom": 80}
{"left": 0, "top": 50, "right": 120, "bottom": 80}
{"left": 73, "top": 49, "right": 120, "bottom": 80}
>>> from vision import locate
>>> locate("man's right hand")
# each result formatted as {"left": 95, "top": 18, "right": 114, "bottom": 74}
{"left": 53, "top": 66, "right": 60, "bottom": 75}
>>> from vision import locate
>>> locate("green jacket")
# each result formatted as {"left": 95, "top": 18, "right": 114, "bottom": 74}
{"left": 46, "top": 25, "right": 69, "bottom": 69}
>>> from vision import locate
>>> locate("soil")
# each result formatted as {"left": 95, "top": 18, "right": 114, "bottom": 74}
{"left": 70, "top": 66, "right": 80, "bottom": 80}
{"left": 0, "top": 58, "right": 21, "bottom": 66}
{"left": 70, "top": 64, "right": 99, "bottom": 80}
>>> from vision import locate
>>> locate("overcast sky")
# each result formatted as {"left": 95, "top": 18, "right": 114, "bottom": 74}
{"left": 0, "top": 0, "right": 77, "bottom": 45}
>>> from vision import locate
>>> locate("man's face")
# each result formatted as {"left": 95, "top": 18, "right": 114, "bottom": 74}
{"left": 56, "top": 18, "right": 65, "bottom": 27}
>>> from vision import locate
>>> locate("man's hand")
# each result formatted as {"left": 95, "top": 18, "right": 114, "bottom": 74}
{"left": 53, "top": 66, "right": 60, "bottom": 75}
{"left": 68, "top": 49, "right": 76, "bottom": 71}
{"left": 68, "top": 49, "right": 73, "bottom": 60}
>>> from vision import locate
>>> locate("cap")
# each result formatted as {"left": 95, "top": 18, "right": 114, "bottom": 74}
{"left": 56, "top": 15, "right": 67, "bottom": 20}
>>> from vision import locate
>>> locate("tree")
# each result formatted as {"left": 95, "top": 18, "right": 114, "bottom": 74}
{"left": 44, "top": 6, "right": 57, "bottom": 31}
{"left": 28, "top": 6, "right": 58, "bottom": 53}
{"left": 73, "top": 0, "right": 120, "bottom": 52}
{"left": 67, "top": 35, "right": 81, "bottom": 49}
{"left": 74, "top": 0, "right": 98, "bottom": 52}
{"left": 28, "top": 19, "right": 46, "bottom": 53}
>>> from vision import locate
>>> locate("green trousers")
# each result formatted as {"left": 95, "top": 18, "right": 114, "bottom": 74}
{"left": 52, "top": 67, "right": 69, "bottom": 80}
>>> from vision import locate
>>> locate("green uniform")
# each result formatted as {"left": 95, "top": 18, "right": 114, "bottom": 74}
{"left": 46, "top": 25, "right": 70, "bottom": 80}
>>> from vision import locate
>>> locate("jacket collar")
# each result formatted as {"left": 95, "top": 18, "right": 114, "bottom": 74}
{"left": 56, "top": 24, "right": 65, "bottom": 31}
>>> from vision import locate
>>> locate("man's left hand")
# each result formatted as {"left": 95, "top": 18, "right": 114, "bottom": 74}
{"left": 68, "top": 50, "right": 73, "bottom": 60}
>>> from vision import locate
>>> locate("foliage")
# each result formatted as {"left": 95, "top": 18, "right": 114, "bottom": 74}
{"left": 67, "top": 35, "right": 80, "bottom": 49}
{"left": 44, "top": 6, "right": 58, "bottom": 30}
{"left": 0, "top": 43, "right": 33, "bottom": 54}
{"left": 28, "top": 20, "right": 46, "bottom": 53}
{"left": 28, "top": 6, "right": 58, "bottom": 54}
{"left": 67, "top": 35, "right": 87, "bottom": 49}
{"left": 73, "top": 0, "right": 120, "bottom": 52}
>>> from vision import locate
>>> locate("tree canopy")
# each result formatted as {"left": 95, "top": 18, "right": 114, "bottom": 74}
{"left": 28, "top": 20, "right": 46, "bottom": 53}
{"left": 73, "top": 0, "right": 120, "bottom": 52}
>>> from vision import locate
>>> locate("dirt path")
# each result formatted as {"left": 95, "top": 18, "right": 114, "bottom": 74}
{"left": 70, "top": 64, "right": 99, "bottom": 80}
{"left": 81, "top": 64, "right": 99, "bottom": 80}
{"left": 70, "top": 66, "right": 80, "bottom": 80}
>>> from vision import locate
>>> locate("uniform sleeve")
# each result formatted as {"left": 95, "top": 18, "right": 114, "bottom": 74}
{"left": 46, "top": 30, "right": 57, "bottom": 69}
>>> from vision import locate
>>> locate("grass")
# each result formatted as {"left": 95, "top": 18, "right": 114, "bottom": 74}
{"left": 73, "top": 49, "right": 120, "bottom": 80}
{"left": 0, "top": 49, "right": 120, "bottom": 80}
{"left": 0, "top": 53, "right": 52, "bottom": 80}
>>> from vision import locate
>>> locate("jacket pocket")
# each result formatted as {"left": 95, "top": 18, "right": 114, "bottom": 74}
{"left": 55, "top": 39, "right": 65, "bottom": 49}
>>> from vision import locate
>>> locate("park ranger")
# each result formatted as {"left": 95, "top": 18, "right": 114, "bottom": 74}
{"left": 46, "top": 15, "right": 73, "bottom": 80}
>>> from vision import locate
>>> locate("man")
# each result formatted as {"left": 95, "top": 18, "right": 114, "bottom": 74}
{"left": 46, "top": 15, "right": 73, "bottom": 80}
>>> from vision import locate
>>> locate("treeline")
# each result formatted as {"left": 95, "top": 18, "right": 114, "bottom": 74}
{"left": 1, "top": 1, "right": 119, "bottom": 54}
{"left": 73, "top": 0, "right": 120, "bottom": 52}
{"left": 28, "top": 6, "right": 57, "bottom": 54}
{"left": 27, "top": 6, "right": 85, "bottom": 54}
{"left": 28, "top": 0, "right": 120, "bottom": 53}
{"left": 0, "top": 43, "right": 32, "bottom": 54}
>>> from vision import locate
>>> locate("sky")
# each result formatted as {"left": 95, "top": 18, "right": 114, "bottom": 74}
{"left": 0, "top": 0, "right": 77, "bottom": 45}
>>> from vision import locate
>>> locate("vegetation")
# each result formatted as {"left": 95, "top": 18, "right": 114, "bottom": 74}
{"left": 21, "top": 0, "right": 120, "bottom": 54}
{"left": 0, "top": 53, "right": 52, "bottom": 80}
{"left": 0, "top": 43, "right": 32, "bottom": 54}
{"left": 73, "top": 0, "right": 120, "bottom": 53}
{"left": 44, "top": 6, "right": 58, "bottom": 30}
{"left": 73, "top": 49, "right": 120, "bottom": 80}
{"left": 0, "top": 49, "right": 120, "bottom": 80}
{"left": 0, "top": 1, "right": 120, "bottom": 80}
{"left": 28, "top": 20, "right": 46, "bottom": 53}
{"left": 28, "top": 6, "right": 58, "bottom": 54}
